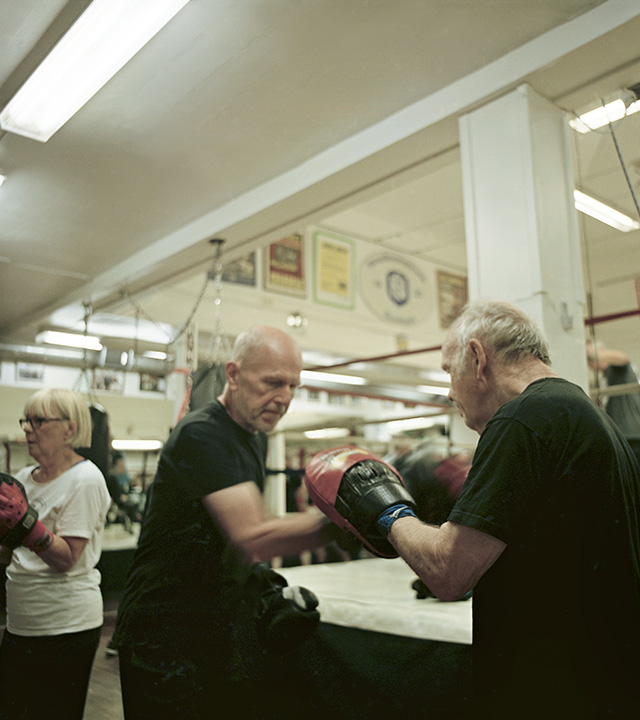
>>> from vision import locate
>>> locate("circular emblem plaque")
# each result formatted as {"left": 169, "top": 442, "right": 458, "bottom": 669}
{"left": 359, "top": 253, "right": 430, "bottom": 325}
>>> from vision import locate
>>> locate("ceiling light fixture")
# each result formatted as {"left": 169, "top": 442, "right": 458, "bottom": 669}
{"left": 417, "top": 384, "right": 450, "bottom": 397}
{"left": 384, "top": 416, "right": 446, "bottom": 433}
{"left": 287, "top": 312, "right": 308, "bottom": 328}
{"left": 142, "top": 350, "right": 168, "bottom": 360}
{"left": 0, "top": 0, "right": 190, "bottom": 142}
{"left": 573, "top": 190, "right": 640, "bottom": 232}
{"left": 111, "top": 439, "right": 163, "bottom": 452}
{"left": 569, "top": 92, "right": 640, "bottom": 134}
{"left": 304, "top": 427, "right": 351, "bottom": 440}
{"left": 300, "top": 370, "right": 367, "bottom": 386}
{"left": 35, "top": 330, "right": 103, "bottom": 351}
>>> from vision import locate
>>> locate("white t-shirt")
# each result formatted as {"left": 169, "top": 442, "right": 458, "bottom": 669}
{"left": 6, "top": 459, "right": 112, "bottom": 636}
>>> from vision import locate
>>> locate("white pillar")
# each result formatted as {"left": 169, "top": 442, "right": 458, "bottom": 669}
{"left": 459, "top": 84, "right": 589, "bottom": 391}
{"left": 264, "top": 431, "right": 287, "bottom": 569}
{"left": 264, "top": 431, "right": 287, "bottom": 517}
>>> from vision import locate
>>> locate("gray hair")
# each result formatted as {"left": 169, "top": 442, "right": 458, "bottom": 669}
{"left": 24, "top": 388, "right": 92, "bottom": 447}
{"left": 448, "top": 300, "right": 551, "bottom": 369}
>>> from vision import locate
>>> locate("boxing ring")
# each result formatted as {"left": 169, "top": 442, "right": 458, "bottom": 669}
{"left": 270, "top": 557, "right": 473, "bottom": 719}
{"left": 97, "top": 538, "right": 473, "bottom": 718}
{"left": 278, "top": 557, "right": 472, "bottom": 644}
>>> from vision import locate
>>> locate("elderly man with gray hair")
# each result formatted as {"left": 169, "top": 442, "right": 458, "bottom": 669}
{"left": 306, "top": 300, "right": 640, "bottom": 718}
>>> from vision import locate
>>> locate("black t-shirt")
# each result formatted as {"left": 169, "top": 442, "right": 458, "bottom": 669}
{"left": 605, "top": 362, "right": 640, "bottom": 442}
{"left": 448, "top": 378, "right": 640, "bottom": 718}
{"left": 112, "top": 400, "right": 268, "bottom": 674}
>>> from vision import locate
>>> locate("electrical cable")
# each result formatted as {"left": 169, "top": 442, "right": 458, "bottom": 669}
{"left": 607, "top": 119, "right": 640, "bottom": 220}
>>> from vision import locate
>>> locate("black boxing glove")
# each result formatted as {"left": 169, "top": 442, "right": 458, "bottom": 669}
{"left": 0, "top": 473, "right": 53, "bottom": 553}
{"left": 247, "top": 563, "right": 320, "bottom": 654}
{"left": 304, "top": 446, "right": 417, "bottom": 557}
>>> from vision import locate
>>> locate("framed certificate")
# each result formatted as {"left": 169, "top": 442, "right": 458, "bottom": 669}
{"left": 312, "top": 229, "right": 355, "bottom": 309}
{"left": 437, "top": 270, "right": 468, "bottom": 328}
{"left": 264, "top": 234, "right": 305, "bottom": 296}
{"left": 222, "top": 252, "right": 256, "bottom": 286}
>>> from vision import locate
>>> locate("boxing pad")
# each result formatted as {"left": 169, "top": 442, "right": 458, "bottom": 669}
{"left": 0, "top": 473, "right": 53, "bottom": 552}
{"left": 304, "top": 446, "right": 417, "bottom": 558}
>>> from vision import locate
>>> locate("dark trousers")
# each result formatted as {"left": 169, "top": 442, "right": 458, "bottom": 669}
{"left": 0, "top": 626, "right": 101, "bottom": 720}
{"left": 118, "top": 646, "right": 271, "bottom": 720}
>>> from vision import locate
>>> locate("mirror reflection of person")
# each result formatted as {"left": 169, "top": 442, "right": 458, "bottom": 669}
{"left": 586, "top": 340, "right": 640, "bottom": 466}
{"left": 0, "top": 389, "right": 112, "bottom": 720}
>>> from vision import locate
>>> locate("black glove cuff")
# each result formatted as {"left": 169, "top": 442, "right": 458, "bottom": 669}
{"left": 1, "top": 505, "right": 39, "bottom": 550}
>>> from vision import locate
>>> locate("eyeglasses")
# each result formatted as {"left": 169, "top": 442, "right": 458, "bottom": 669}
{"left": 19, "top": 417, "right": 67, "bottom": 430}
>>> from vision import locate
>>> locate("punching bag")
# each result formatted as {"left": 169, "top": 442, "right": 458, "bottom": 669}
{"left": 188, "top": 363, "right": 227, "bottom": 412}
{"left": 77, "top": 403, "right": 111, "bottom": 481}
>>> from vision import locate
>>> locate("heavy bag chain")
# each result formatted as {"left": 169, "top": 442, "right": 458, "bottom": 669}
{"left": 206, "top": 238, "right": 231, "bottom": 368}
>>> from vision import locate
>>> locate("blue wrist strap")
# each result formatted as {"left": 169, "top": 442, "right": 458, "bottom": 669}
{"left": 376, "top": 503, "right": 417, "bottom": 536}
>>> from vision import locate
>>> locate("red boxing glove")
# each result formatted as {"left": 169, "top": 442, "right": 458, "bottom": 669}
{"left": 0, "top": 473, "right": 53, "bottom": 553}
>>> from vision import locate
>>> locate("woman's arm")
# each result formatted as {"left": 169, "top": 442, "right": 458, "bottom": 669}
{"left": 35, "top": 535, "right": 89, "bottom": 573}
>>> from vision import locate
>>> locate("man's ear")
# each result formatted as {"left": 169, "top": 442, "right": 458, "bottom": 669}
{"left": 468, "top": 339, "right": 488, "bottom": 379}
{"left": 226, "top": 361, "right": 240, "bottom": 389}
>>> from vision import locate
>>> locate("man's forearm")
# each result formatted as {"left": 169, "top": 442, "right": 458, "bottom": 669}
{"left": 389, "top": 519, "right": 506, "bottom": 601}
{"left": 237, "top": 511, "right": 336, "bottom": 563}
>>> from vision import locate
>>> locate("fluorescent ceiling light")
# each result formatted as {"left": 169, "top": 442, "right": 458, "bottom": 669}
{"left": 36, "top": 330, "right": 103, "bottom": 351}
{"left": 301, "top": 370, "right": 367, "bottom": 386}
{"left": 142, "top": 350, "right": 168, "bottom": 360}
{"left": 0, "top": 0, "right": 190, "bottom": 142}
{"left": 49, "top": 310, "right": 174, "bottom": 345}
{"left": 574, "top": 190, "right": 640, "bottom": 233}
{"left": 569, "top": 97, "right": 640, "bottom": 134}
{"left": 304, "top": 427, "right": 351, "bottom": 440}
{"left": 111, "top": 439, "right": 163, "bottom": 452}
{"left": 384, "top": 416, "right": 446, "bottom": 433}
{"left": 417, "top": 384, "right": 450, "bottom": 397}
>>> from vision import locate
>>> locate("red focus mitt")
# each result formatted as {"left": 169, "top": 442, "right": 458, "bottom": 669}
{"left": 0, "top": 473, "right": 53, "bottom": 553}
{"left": 304, "top": 446, "right": 417, "bottom": 558}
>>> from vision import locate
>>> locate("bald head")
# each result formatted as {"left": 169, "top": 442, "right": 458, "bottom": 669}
{"left": 232, "top": 325, "right": 302, "bottom": 369}
{"left": 221, "top": 326, "right": 303, "bottom": 433}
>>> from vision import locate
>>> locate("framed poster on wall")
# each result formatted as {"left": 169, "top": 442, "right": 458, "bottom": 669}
{"left": 222, "top": 252, "right": 256, "bottom": 286}
{"left": 312, "top": 229, "right": 355, "bottom": 309}
{"left": 437, "top": 271, "right": 468, "bottom": 328}
{"left": 92, "top": 369, "right": 125, "bottom": 393}
{"left": 16, "top": 363, "right": 44, "bottom": 381}
{"left": 264, "top": 233, "right": 305, "bottom": 296}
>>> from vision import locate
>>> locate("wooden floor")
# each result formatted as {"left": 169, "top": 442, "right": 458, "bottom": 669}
{"left": 84, "top": 617, "right": 124, "bottom": 720}
{"left": 0, "top": 608, "right": 124, "bottom": 720}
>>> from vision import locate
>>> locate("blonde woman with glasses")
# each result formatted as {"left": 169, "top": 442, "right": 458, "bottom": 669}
{"left": 0, "top": 388, "right": 111, "bottom": 720}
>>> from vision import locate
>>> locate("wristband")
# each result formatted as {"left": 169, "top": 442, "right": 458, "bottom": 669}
{"left": 24, "top": 520, "right": 54, "bottom": 554}
{"left": 376, "top": 503, "right": 418, "bottom": 536}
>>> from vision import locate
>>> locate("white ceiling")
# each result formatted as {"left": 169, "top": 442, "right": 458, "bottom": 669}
{"left": 1, "top": 0, "right": 640, "bottom": 425}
